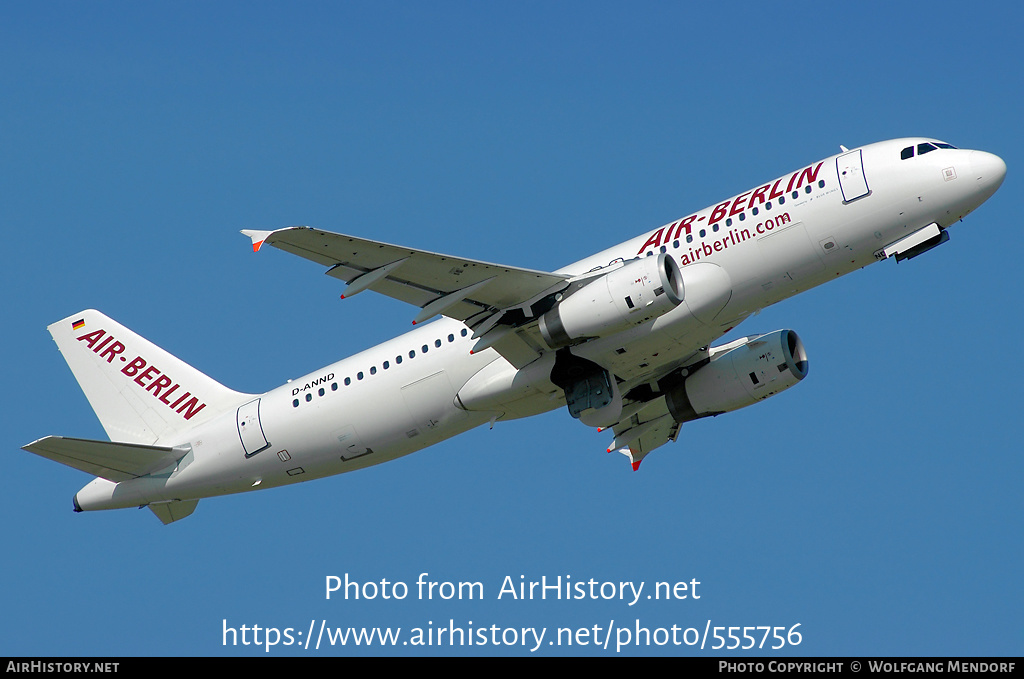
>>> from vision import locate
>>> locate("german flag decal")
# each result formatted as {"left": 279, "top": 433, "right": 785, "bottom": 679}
{"left": 72, "top": 319, "right": 85, "bottom": 330}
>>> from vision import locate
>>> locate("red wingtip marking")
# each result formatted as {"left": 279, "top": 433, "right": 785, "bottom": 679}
{"left": 252, "top": 240, "right": 265, "bottom": 252}
{"left": 631, "top": 460, "right": 641, "bottom": 471}
{"left": 339, "top": 294, "right": 345, "bottom": 299}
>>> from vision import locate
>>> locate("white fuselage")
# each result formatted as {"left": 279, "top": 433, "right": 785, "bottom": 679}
{"left": 73, "top": 138, "right": 1006, "bottom": 511}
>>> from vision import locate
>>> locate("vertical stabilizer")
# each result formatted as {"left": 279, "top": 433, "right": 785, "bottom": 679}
{"left": 49, "top": 310, "right": 254, "bottom": 445}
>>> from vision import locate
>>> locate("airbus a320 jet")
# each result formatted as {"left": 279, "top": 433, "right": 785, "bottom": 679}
{"left": 23, "top": 138, "right": 1005, "bottom": 523}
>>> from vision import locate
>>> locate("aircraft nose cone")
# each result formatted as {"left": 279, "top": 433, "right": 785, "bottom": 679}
{"left": 970, "top": 150, "right": 1007, "bottom": 198}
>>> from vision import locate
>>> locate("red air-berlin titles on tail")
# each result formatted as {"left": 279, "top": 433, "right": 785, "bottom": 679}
{"left": 74, "top": 328, "right": 207, "bottom": 421}
{"left": 637, "top": 161, "right": 824, "bottom": 255}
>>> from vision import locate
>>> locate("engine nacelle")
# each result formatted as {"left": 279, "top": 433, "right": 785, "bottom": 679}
{"left": 540, "top": 254, "right": 684, "bottom": 349}
{"left": 665, "top": 329, "right": 808, "bottom": 422}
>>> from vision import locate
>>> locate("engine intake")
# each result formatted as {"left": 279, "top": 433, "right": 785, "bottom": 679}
{"left": 665, "top": 329, "right": 808, "bottom": 423}
{"left": 540, "top": 254, "right": 684, "bottom": 349}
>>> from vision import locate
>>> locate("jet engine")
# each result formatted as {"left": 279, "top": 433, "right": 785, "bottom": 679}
{"left": 664, "top": 329, "right": 808, "bottom": 423}
{"left": 539, "top": 253, "right": 684, "bottom": 349}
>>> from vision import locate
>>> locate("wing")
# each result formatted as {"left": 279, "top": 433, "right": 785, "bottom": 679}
{"left": 243, "top": 227, "right": 571, "bottom": 367}
{"left": 603, "top": 394, "right": 682, "bottom": 471}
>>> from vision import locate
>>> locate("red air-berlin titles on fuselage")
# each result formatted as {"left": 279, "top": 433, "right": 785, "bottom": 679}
{"left": 636, "top": 161, "right": 824, "bottom": 256}
{"left": 75, "top": 328, "right": 207, "bottom": 421}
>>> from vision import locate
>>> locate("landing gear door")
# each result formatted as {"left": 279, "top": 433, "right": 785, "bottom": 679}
{"left": 237, "top": 398, "right": 270, "bottom": 457}
{"left": 837, "top": 149, "right": 870, "bottom": 203}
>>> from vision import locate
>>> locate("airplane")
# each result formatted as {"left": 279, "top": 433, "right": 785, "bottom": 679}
{"left": 22, "top": 138, "right": 1006, "bottom": 524}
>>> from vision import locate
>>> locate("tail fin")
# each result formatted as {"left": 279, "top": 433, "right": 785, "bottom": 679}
{"left": 49, "top": 310, "right": 254, "bottom": 445}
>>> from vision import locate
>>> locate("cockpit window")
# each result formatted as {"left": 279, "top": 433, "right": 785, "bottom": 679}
{"left": 902, "top": 141, "right": 957, "bottom": 160}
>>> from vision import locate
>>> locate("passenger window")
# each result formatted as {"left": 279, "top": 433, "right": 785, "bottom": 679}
{"left": 901, "top": 146, "right": 914, "bottom": 160}
{"left": 435, "top": 339, "right": 442, "bottom": 348}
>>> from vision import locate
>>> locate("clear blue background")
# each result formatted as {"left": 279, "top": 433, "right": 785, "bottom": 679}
{"left": 2, "top": 1, "right": 1020, "bottom": 656}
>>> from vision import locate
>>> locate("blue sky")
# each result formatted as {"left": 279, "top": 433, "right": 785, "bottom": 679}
{"left": 2, "top": 2, "right": 1021, "bottom": 656}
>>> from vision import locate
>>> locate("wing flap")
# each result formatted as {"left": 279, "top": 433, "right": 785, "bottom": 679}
{"left": 23, "top": 436, "right": 189, "bottom": 483}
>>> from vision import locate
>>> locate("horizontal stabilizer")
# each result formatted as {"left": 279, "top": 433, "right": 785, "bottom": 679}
{"left": 149, "top": 500, "right": 199, "bottom": 525}
{"left": 22, "top": 436, "right": 189, "bottom": 483}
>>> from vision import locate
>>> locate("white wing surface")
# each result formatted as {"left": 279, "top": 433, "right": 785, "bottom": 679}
{"left": 244, "top": 227, "right": 569, "bottom": 325}
{"left": 243, "top": 227, "right": 573, "bottom": 367}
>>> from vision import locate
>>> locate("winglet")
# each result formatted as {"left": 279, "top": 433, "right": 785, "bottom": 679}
{"left": 612, "top": 446, "right": 644, "bottom": 471}
{"left": 241, "top": 229, "right": 275, "bottom": 253}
